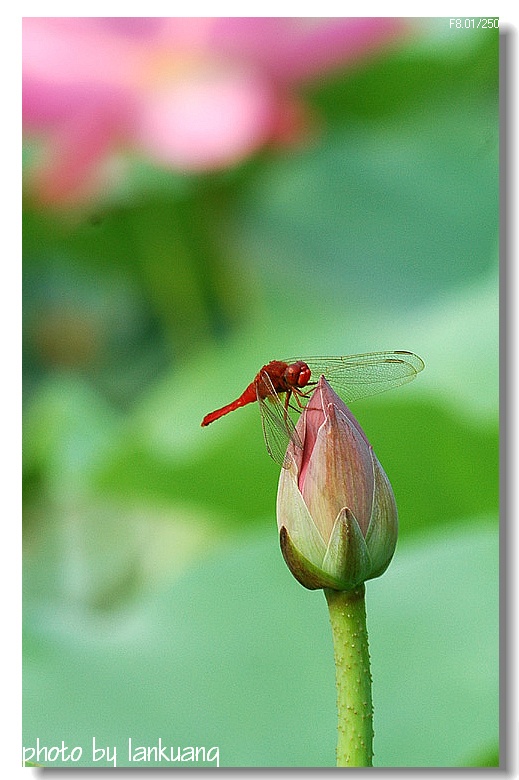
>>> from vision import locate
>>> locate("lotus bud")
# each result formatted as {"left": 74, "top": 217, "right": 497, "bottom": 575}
{"left": 277, "top": 376, "right": 398, "bottom": 591}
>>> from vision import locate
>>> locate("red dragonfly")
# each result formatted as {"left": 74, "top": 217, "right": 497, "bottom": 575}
{"left": 201, "top": 351, "right": 424, "bottom": 466}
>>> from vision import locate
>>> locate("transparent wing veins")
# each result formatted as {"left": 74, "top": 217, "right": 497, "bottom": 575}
{"left": 283, "top": 351, "right": 424, "bottom": 404}
{"left": 256, "top": 370, "right": 303, "bottom": 468}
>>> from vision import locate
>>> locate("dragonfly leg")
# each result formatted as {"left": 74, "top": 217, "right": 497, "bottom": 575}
{"left": 280, "top": 383, "right": 317, "bottom": 414}
{"left": 300, "top": 381, "right": 317, "bottom": 398}
{"left": 283, "top": 390, "right": 299, "bottom": 420}
{"left": 291, "top": 385, "right": 315, "bottom": 409}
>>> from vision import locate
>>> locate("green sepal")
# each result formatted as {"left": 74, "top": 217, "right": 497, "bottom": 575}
{"left": 277, "top": 458, "right": 327, "bottom": 565}
{"left": 323, "top": 507, "right": 372, "bottom": 589}
{"left": 364, "top": 459, "right": 398, "bottom": 579}
{"left": 279, "top": 526, "right": 348, "bottom": 591}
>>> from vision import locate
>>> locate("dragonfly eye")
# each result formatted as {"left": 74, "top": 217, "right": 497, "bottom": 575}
{"left": 285, "top": 361, "right": 312, "bottom": 389}
{"left": 297, "top": 363, "right": 312, "bottom": 388}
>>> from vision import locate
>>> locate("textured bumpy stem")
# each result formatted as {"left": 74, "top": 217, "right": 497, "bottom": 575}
{"left": 324, "top": 585, "right": 373, "bottom": 767}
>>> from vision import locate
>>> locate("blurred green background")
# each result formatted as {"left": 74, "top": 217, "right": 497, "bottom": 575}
{"left": 23, "top": 21, "right": 499, "bottom": 767}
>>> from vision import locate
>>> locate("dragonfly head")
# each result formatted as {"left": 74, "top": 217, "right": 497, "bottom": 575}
{"left": 285, "top": 360, "right": 312, "bottom": 390}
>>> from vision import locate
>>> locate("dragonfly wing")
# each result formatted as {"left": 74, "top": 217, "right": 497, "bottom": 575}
{"left": 256, "top": 371, "right": 303, "bottom": 468}
{"left": 285, "top": 351, "right": 425, "bottom": 404}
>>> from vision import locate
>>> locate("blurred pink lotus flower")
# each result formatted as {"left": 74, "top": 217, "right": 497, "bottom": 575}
{"left": 23, "top": 17, "right": 407, "bottom": 205}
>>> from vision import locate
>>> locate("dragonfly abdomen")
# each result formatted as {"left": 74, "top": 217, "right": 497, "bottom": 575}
{"left": 201, "top": 383, "right": 257, "bottom": 426}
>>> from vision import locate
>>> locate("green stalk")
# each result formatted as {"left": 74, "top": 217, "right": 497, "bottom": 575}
{"left": 324, "top": 585, "right": 373, "bottom": 767}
